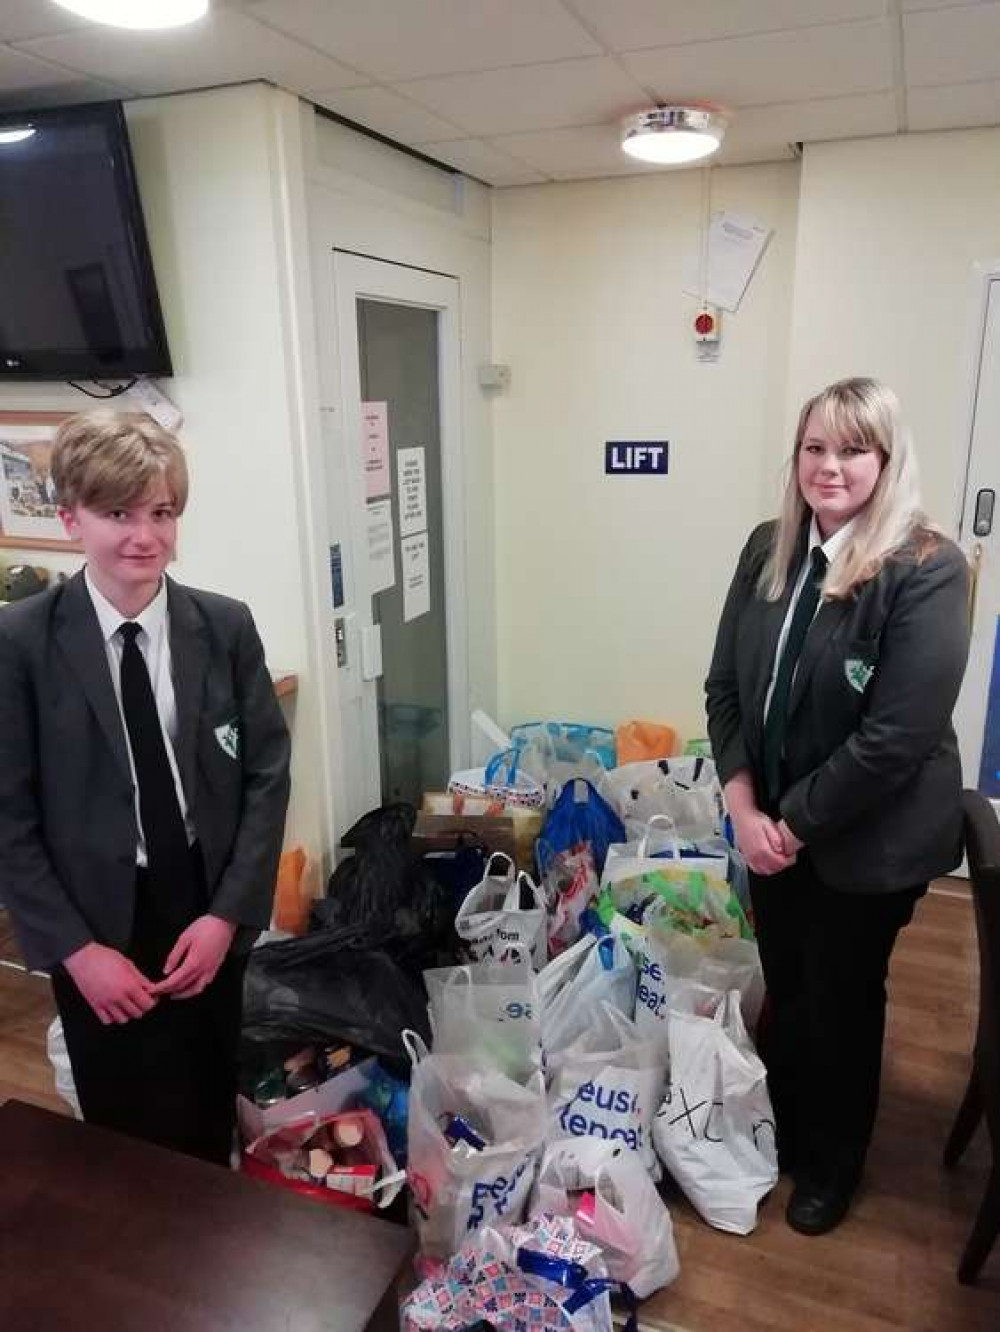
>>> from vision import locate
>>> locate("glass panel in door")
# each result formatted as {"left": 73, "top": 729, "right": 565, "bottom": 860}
{"left": 357, "top": 297, "right": 450, "bottom": 804}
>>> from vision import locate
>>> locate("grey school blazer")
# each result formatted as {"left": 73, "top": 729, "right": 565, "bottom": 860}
{"left": 0, "top": 572, "right": 291, "bottom": 971}
{"left": 705, "top": 521, "right": 970, "bottom": 892}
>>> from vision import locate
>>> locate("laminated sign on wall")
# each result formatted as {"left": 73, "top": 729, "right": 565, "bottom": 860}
{"left": 402, "top": 531, "right": 430, "bottom": 623}
{"left": 398, "top": 447, "right": 428, "bottom": 537}
{"left": 362, "top": 402, "right": 391, "bottom": 500}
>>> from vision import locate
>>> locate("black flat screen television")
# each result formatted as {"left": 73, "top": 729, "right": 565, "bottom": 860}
{"left": 0, "top": 100, "right": 172, "bottom": 380}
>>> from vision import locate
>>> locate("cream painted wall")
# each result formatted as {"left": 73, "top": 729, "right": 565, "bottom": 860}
{"left": 492, "top": 163, "right": 800, "bottom": 744}
{"left": 0, "top": 84, "right": 325, "bottom": 864}
{"left": 786, "top": 128, "right": 1000, "bottom": 528}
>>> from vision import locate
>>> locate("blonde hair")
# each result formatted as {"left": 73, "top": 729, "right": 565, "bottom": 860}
{"left": 51, "top": 409, "right": 188, "bottom": 514}
{"left": 760, "top": 377, "right": 939, "bottom": 601}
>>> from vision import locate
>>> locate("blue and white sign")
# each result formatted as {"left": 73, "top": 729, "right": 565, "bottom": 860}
{"left": 605, "top": 441, "right": 669, "bottom": 475}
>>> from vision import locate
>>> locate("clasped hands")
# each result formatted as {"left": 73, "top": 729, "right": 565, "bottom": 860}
{"left": 63, "top": 913, "right": 237, "bottom": 1026}
{"left": 732, "top": 808, "right": 803, "bottom": 876}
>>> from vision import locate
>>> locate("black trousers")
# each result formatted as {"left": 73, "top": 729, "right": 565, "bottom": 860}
{"left": 749, "top": 855, "right": 923, "bottom": 1190}
{"left": 51, "top": 857, "right": 246, "bottom": 1167}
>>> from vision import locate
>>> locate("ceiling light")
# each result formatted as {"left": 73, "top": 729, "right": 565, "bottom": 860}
{"left": 52, "top": 0, "right": 209, "bottom": 29}
{"left": 0, "top": 127, "right": 35, "bottom": 145}
{"left": 621, "top": 107, "right": 727, "bottom": 166}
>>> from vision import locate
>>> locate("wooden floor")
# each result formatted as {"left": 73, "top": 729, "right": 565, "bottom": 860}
{"left": 2, "top": 889, "right": 998, "bottom": 1329}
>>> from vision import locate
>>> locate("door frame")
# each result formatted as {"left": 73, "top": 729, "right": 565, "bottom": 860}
{"left": 953, "top": 259, "right": 1000, "bottom": 809}
{"left": 328, "top": 250, "right": 470, "bottom": 825}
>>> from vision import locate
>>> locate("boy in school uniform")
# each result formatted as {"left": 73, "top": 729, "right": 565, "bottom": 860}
{"left": 0, "top": 410, "right": 291, "bottom": 1164}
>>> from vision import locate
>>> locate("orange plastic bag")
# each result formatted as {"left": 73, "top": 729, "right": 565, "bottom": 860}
{"left": 273, "top": 846, "right": 310, "bottom": 935}
{"left": 615, "top": 720, "right": 677, "bottom": 765}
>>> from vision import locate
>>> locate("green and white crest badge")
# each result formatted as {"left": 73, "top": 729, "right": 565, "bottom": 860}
{"left": 214, "top": 718, "right": 241, "bottom": 760}
{"left": 844, "top": 659, "right": 875, "bottom": 694}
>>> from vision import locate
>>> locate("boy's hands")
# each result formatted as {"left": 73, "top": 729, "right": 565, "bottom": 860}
{"left": 63, "top": 942, "right": 158, "bottom": 1025}
{"left": 152, "top": 914, "right": 237, "bottom": 1000}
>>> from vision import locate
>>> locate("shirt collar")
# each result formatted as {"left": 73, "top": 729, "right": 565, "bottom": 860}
{"left": 84, "top": 568, "right": 169, "bottom": 645}
{"left": 808, "top": 515, "right": 857, "bottom": 566}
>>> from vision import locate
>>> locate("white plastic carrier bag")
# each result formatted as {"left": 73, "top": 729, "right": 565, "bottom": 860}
{"left": 537, "top": 932, "right": 637, "bottom": 1057}
{"left": 424, "top": 957, "right": 543, "bottom": 1082}
{"left": 530, "top": 1137, "right": 680, "bottom": 1300}
{"left": 652, "top": 991, "right": 778, "bottom": 1235}
{"left": 455, "top": 851, "right": 548, "bottom": 968}
{"left": 547, "top": 1004, "right": 667, "bottom": 1177}
{"left": 404, "top": 1033, "right": 547, "bottom": 1259}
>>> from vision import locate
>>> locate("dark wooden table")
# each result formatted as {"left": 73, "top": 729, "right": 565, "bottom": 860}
{"left": 0, "top": 1099, "right": 413, "bottom": 1331}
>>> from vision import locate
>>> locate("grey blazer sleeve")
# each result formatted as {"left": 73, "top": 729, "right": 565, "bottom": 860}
{"left": 0, "top": 624, "right": 94, "bottom": 967}
{"left": 207, "top": 604, "right": 291, "bottom": 929}
{"left": 705, "top": 523, "right": 771, "bottom": 786}
{"left": 781, "top": 542, "right": 970, "bottom": 843}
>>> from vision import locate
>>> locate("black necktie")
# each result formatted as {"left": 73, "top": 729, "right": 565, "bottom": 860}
{"left": 762, "top": 547, "right": 828, "bottom": 806}
{"left": 119, "top": 621, "right": 199, "bottom": 926}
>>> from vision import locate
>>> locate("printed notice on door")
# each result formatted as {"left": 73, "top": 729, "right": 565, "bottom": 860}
{"left": 401, "top": 531, "right": 430, "bottom": 622}
{"left": 366, "top": 498, "right": 395, "bottom": 594}
{"left": 362, "top": 402, "right": 391, "bottom": 500}
{"left": 398, "top": 446, "right": 427, "bottom": 537}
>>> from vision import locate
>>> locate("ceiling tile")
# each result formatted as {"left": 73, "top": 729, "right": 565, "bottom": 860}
{"left": 904, "top": 4, "right": 1000, "bottom": 86}
{"left": 16, "top": 10, "right": 369, "bottom": 98}
{"left": 309, "top": 85, "right": 464, "bottom": 145}
{"left": 569, "top": 0, "right": 886, "bottom": 53}
{"left": 397, "top": 58, "right": 648, "bottom": 137}
{"left": 0, "top": 1, "right": 88, "bottom": 43}
{"left": 721, "top": 90, "right": 898, "bottom": 161}
{"left": 900, "top": 0, "right": 987, "bottom": 9}
{"left": 488, "top": 124, "right": 647, "bottom": 181}
{"left": 907, "top": 78, "right": 1000, "bottom": 129}
{"left": 247, "top": 0, "right": 600, "bottom": 81}
{"left": 620, "top": 19, "right": 894, "bottom": 107}
{"left": 0, "top": 43, "right": 119, "bottom": 96}
{"left": 417, "top": 136, "right": 547, "bottom": 186}
{"left": 0, "top": 75, "right": 131, "bottom": 112}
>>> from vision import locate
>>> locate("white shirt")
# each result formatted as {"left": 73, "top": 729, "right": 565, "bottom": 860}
{"left": 763, "top": 516, "right": 857, "bottom": 722}
{"left": 84, "top": 569, "right": 194, "bottom": 864}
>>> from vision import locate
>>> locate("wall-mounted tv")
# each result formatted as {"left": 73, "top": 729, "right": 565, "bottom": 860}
{"left": 0, "top": 100, "right": 172, "bottom": 381}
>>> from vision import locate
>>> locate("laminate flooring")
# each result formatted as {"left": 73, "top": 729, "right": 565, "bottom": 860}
{"left": 1, "top": 889, "right": 997, "bottom": 1329}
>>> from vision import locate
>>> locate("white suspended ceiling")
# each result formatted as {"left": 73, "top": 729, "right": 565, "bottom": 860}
{"left": 0, "top": 0, "right": 998, "bottom": 185}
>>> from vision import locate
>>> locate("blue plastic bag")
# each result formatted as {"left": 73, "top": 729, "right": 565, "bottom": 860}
{"left": 510, "top": 721, "right": 616, "bottom": 773}
{"left": 537, "top": 778, "right": 626, "bottom": 878}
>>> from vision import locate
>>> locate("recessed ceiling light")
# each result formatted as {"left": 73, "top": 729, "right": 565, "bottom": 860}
{"left": 621, "top": 107, "right": 727, "bottom": 167}
{"left": 52, "top": 0, "right": 209, "bottom": 30}
{"left": 0, "top": 127, "right": 35, "bottom": 145}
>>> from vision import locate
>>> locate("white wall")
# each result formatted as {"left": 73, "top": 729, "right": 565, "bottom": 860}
{"left": 786, "top": 128, "right": 1000, "bottom": 527}
{"left": 0, "top": 84, "right": 326, "bottom": 866}
{"left": 491, "top": 162, "right": 800, "bottom": 744}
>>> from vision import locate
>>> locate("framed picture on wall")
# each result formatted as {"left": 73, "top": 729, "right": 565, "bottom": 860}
{"left": 0, "top": 411, "right": 80, "bottom": 551}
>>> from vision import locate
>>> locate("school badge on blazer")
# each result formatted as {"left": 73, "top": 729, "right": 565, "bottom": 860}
{"left": 844, "top": 659, "right": 875, "bottom": 694}
{"left": 215, "top": 719, "right": 241, "bottom": 759}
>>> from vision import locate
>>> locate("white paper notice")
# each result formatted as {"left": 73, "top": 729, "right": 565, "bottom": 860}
{"left": 362, "top": 402, "right": 391, "bottom": 500}
{"left": 684, "top": 210, "right": 773, "bottom": 313}
{"left": 366, "top": 498, "right": 395, "bottom": 594}
{"left": 398, "top": 446, "right": 427, "bottom": 537}
{"left": 401, "top": 531, "right": 430, "bottom": 623}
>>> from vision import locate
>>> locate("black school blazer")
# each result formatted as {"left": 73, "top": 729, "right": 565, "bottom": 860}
{"left": 0, "top": 572, "right": 291, "bottom": 971}
{"left": 705, "top": 521, "right": 970, "bottom": 892}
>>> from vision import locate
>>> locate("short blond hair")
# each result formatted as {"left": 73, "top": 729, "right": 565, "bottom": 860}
{"left": 51, "top": 409, "right": 189, "bottom": 514}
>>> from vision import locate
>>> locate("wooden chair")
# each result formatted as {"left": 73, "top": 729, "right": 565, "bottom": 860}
{"left": 943, "top": 790, "right": 1000, "bottom": 1283}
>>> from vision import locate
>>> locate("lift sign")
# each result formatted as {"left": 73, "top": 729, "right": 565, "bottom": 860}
{"left": 605, "top": 441, "right": 669, "bottom": 475}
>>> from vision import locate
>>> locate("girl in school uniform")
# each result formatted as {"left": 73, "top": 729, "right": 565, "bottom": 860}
{"left": 706, "top": 377, "right": 970, "bottom": 1234}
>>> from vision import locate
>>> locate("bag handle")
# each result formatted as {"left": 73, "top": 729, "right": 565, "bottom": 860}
{"left": 401, "top": 1029, "right": 429, "bottom": 1067}
{"left": 506, "top": 870, "right": 545, "bottom": 914}
{"left": 484, "top": 746, "right": 520, "bottom": 788}
{"left": 637, "top": 813, "right": 680, "bottom": 860}
{"left": 484, "top": 849, "right": 516, "bottom": 880}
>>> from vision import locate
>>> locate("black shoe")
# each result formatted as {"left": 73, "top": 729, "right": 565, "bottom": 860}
{"left": 785, "top": 1181, "right": 855, "bottom": 1236}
